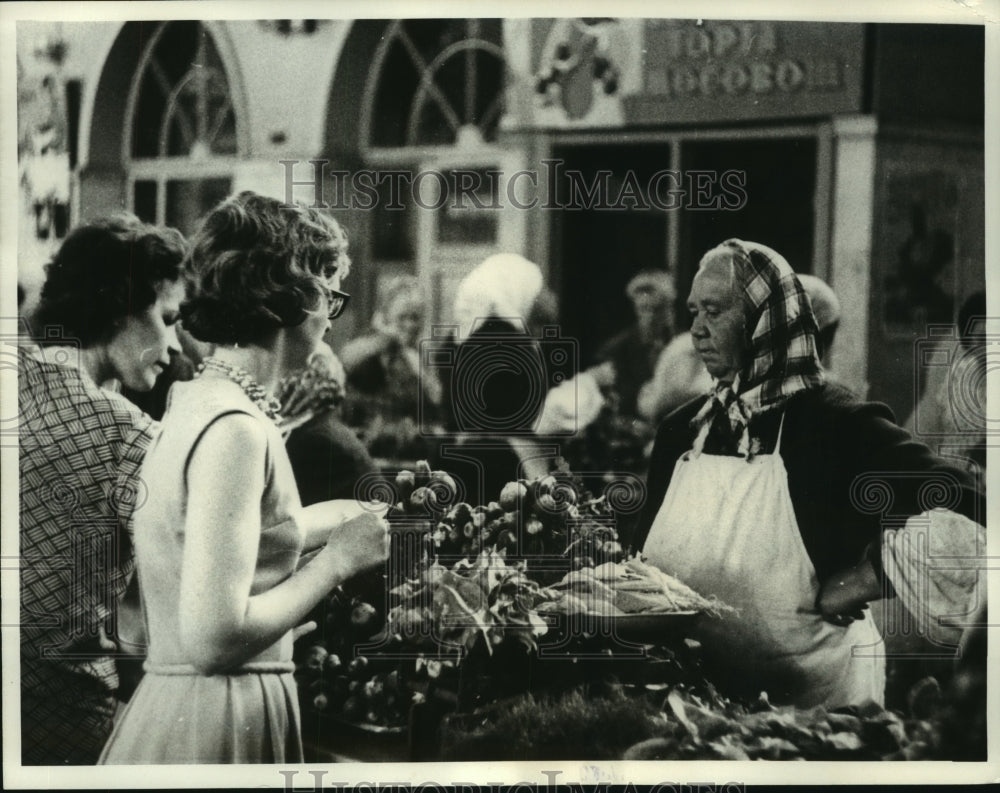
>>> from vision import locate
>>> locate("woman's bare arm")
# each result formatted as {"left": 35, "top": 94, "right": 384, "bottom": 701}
{"left": 178, "top": 414, "right": 387, "bottom": 673}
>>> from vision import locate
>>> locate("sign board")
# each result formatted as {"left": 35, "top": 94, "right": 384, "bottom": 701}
{"left": 507, "top": 19, "right": 866, "bottom": 129}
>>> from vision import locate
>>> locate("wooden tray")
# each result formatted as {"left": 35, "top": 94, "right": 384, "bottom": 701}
{"left": 612, "top": 611, "right": 701, "bottom": 642}
{"left": 539, "top": 610, "right": 701, "bottom": 644}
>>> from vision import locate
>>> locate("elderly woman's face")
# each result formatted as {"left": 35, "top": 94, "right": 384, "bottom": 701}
{"left": 687, "top": 256, "right": 747, "bottom": 383}
{"left": 106, "top": 279, "right": 184, "bottom": 391}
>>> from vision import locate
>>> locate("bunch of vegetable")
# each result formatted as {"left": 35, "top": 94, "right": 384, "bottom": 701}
{"left": 386, "top": 461, "right": 626, "bottom": 581}
{"left": 385, "top": 549, "right": 552, "bottom": 659}
{"left": 294, "top": 587, "right": 415, "bottom": 730}
{"left": 390, "top": 461, "right": 460, "bottom": 516}
{"left": 387, "top": 462, "right": 469, "bottom": 554}
{"left": 539, "top": 557, "right": 735, "bottom": 618}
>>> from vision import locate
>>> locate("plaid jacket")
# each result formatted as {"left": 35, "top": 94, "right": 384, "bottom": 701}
{"left": 19, "top": 347, "right": 156, "bottom": 702}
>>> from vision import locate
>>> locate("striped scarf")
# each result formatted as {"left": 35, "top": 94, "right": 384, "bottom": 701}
{"left": 690, "top": 239, "right": 824, "bottom": 460}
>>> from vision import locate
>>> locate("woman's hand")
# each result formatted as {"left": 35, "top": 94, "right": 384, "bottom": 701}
{"left": 320, "top": 503, "right": 390, "bottom": 577}
{"left": 817, "top": 557, "right": 882, "bottom": 627}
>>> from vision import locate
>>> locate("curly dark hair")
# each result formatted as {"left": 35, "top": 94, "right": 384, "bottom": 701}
{"left": 33, "top": 214, "right": 187, "bottom": 347}
{"left": 180, "top": 191, "right": 352, "bottom": 346}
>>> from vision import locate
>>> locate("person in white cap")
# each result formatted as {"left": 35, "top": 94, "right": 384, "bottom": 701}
{"left": 432, "top": 254, "right": 559, "bottom": 501}
{"left": 445, "top": 253, "right": 558, "bottom": 432}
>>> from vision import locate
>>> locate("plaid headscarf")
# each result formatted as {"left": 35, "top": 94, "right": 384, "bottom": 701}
{"left": 690, "top": 239, "right": 824, "bottom": 459}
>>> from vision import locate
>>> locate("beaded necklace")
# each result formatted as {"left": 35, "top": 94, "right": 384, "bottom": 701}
{"left": 197, "top": 357, "right": 282, "bottom": 422}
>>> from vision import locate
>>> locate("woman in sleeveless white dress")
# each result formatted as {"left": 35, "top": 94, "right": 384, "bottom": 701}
{"left": 100, "top": 192, "right": 388, "bottom": 764}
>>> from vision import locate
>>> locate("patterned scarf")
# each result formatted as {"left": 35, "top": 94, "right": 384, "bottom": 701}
{"left": 276, "top": 351, "right": 346, "bottom": 438}
{"left": 689, "top": 239, "right": 824, "bottom": 460}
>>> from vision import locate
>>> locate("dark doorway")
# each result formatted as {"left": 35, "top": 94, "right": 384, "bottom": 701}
{"left": 676, "top": 136, "right": 818, "bottom": 327}
{"left": 553, "top": 143, "right": 671, "bottom": 368}
{"left": 552, "top": 137, "right": 818, "bottom": 367}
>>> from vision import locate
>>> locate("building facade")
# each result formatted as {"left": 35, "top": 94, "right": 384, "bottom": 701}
{"left": 16, "top": 17, "right": 985, "bottom": 421}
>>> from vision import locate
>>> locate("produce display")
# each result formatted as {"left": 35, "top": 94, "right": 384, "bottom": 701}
{"left": 293, "top": 460, "right": 985, "bottom": 762}
{"left": 294, "top": 586, "right": 414, "bottom": 733}
{"left": 627, "top": 687, "right": 923, "bottom": 760}
{"left": 294, "top": 461, "right": 678, "bottom": 738}
{"left": 386, "top": 549, "right": 551, "bottom": 658}
{"left": 387, "top": 461, "right": 625, "bottom": 575}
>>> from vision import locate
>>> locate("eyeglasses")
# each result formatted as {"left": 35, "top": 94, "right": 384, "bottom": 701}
{"left": 323, "top": 286, "right": 351, "bottom": 320}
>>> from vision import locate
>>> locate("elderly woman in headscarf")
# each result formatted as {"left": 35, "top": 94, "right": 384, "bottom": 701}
{"left": 630, "top": 239, "right": 984, "bottom": 710}
{"left": 433, "top": 253, "right": 558, "bottom": 503}
{"left": 636, "top": 272, "right": 843, "bottom": 425}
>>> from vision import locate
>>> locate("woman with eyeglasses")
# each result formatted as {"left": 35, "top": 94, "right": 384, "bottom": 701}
{"left": 99, "top": 191, "right": 388, "bottom": 764}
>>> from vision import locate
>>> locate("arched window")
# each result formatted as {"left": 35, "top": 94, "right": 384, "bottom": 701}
{"left": 361, "top": 19, "right": 506, "bottom": 151}
{"left": 335, "top": 19, "right": 525, "bottom": 329}
{"left": 126, "top": 21, "right": 242, "bottom": 234}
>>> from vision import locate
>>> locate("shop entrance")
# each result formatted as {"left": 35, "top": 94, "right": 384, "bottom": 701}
{"left": 552, "top": 143, "right": 671, "bottom": 368}
{"left": 677, "top": 137, "right": 819, "bottom": 304}
{"left": 555, "top": 135, "right": 819, "bottom": 366}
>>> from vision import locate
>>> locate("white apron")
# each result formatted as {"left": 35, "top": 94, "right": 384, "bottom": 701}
{"left": 642, "top": 417, "right": 884, "bottom": 709}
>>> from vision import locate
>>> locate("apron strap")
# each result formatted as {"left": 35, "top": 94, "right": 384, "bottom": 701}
{"left": 775, "top": 410, "right": 787, "bottom": 453}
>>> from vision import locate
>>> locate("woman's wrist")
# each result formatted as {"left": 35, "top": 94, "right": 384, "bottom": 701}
{"left": 297, "top": 501, "right": 355, "bottom": 551}
{"left": 313, "top": 542, "right": 352, "bottom": 587}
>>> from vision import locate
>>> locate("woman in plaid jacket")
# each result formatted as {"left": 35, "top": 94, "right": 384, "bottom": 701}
{"left": 19, "top": 215, "right": 187, "bottom": 764}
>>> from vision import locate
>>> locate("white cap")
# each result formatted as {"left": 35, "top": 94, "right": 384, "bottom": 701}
{"left": 797, "top": 274, "right": 841, "bottom": 331}
{"left": 453, "top": 253, "right": 544, "bottom": 339}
